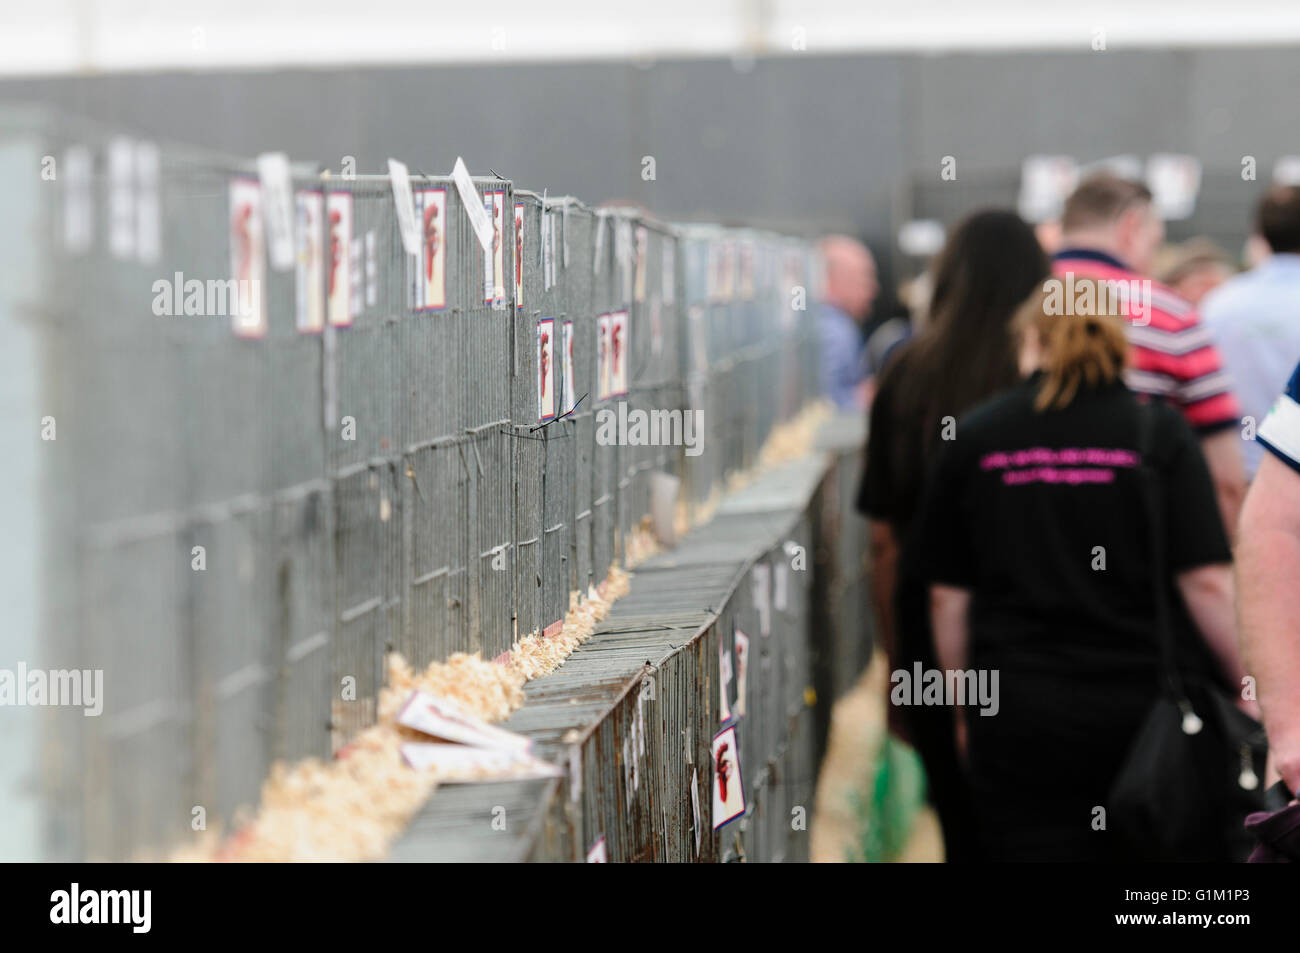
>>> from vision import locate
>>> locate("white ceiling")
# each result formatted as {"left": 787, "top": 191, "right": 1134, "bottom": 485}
{"left": 4, "top": 0, "right": 1300, "bottom": 76}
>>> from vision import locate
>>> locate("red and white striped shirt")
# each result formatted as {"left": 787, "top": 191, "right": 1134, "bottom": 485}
{"left": 1052, "top": 248, "right": 1240, "bottom": 433}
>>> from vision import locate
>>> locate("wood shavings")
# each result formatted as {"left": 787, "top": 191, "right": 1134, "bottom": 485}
{"left": 165, "top": 406, "right": 825, "bottom": 864}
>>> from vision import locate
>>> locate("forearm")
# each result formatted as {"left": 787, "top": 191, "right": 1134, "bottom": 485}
{"left": 1176, "top": 565, "right": 1245, "bottom": 688}
{"left": 868, "top": 521, "right": 899, "bottom": 665}
{"left": 1237, "top": 527, "right": 1300, "bottom": 743}
{"left": 930, "top": 584, "right": 971, "bottom": 673}
{"left": 1201, "top": 430, "right": 1247, "bottom": 545}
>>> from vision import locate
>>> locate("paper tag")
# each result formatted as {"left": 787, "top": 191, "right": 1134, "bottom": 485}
{"left": 1274, "top": 156, "right": 1300, "bottom": 186}
{"left": 734, "top": 630, "right": 750, "bottom": 718}
{"left": 256, "top": 152, "right": 295, "bottom": 272}
{"left": 586, "top": 835, "right": 607, "bottom": 863}
{"left": 1017, "top": 155, "right": 1077, "bottom": 224}
{"left": 514, "top": 201, "right": 525, "bottom": 309}
{"left": 752, "top": 563, "right": 771, "bottom": 636}
{"left": 719, "top": 640, "right": 733, "bottom": 723}
{"left": 396, "top": 690, "right": 532, "bottom": 751}
{"left": 229, "top": 177, "right": 267, "bottom": 338}
{"left": 662, "top": 240, "right": 675, "bottom": 305}
{"left": 712, "top": 724, "right": 745, "bottom": 830}
{"left": 399, "top": 743, "right": 561, "bottom": 781}
{"left": 134, "top": 141, "right": 161, "bottom": 265}
{"left": 107, "top": 137, "right": 135, "bottom": 260}
{"left": 691, "top": 768, "right": 702, "bottom": 857}
{"left": 592, "top": 211, "right": 607, "bottom": 274}
{"left": 294, "top": 190, "right": 325, "bottom": 333}
{"left": 1147, "top": 153, "right": 1202, "bottom": 221}
{"left": 365, "top": 230, "right": 377, "bottom": 307}
{"left": 569, "top": 746, "right": 583, "bottom": 803}
{"left": 326, "top": 192, "right": 352, "bottom": 327}
{"left": 350, "top": 236, "right": 363, "bottom": 316}
{"left": 451, "top": 157, "right": 494, "bottom": 252}
{"left": 387, "top": 158, "right": 421, "bottom": 256}
{"left": 62, "top": 145, "right": 93, "bottom": 255}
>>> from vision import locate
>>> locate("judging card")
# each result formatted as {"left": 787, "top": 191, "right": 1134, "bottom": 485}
{"left": 294, "top": 190, "right": 325, "bottom": 333}
{"left": 719, "top": 639, "right": 733, "bottom": 723}
{"left": 229, "top": 177, "right": 267, "bottom": 338}
{"left": 396, "top": 690, "right": 532, "bottom": 752}
{"left": 538, "top": 318, "right": 556, "bottom": 422}
{"left": 634, "top": 226, "right": 648, "bottom": 302}
{"left": 712, "top": 724, "right": 745, "bottom": 830}
{"left": 597, "top": 313, "right": 612, "bottom": 401}
{"left": 753, "top": 563, "right": 772, "bottom": 636}
{"left": 415, "top": 188, "right": 447, "bottom": 311}
{"left": 326, "top": 192, "right": 353, "bottom": 327}
{"left": 515, "top": 201, "right": 525, "bottom": 310}
{"left": 734, "top": 629, "right": 750, "bottom": 718}
{"left": 399, "top": 743, "right": 561, "bottom": 782}
{"left": 691, "top": 767, "right": 702, "bottom": 857}
{"left": 562, "top": 320, "right": 576, "bottom": 415}
{"left": 483, "top": 190, "right": 506, "bottom": 306}
{"left": 609, "top": 310, "right": 629, "bottom": 397}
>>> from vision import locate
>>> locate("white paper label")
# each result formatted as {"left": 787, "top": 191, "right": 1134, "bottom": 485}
{"left": 257, "top": 152, "right": 295, "bottom": 271}
{"left": 62, "top": 145, "right": 93, "bottom": 255}
{"left": 396, "top": 690, "right": 532, "bottom": 751}
{"left": 451, "top": 156, "right": 494, "bottom": 252}
{"left": 134, "top": 141, "right": 161, "bottom": 265}
{"left": 399, "top": 743, "right": 561, "bottom": 781}
{"left": 387, "top": 158, "right": 421, "bottom": 256}
{"left": 107, "top": 137, "right": 135, "bottom": 260}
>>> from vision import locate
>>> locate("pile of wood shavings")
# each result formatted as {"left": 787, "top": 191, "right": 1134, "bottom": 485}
{"left": 167, "top": 406, "right": 829, "bottom": 863}
{"left": 169, "top": 565, "right": 628, "bottom": 863}
{"left": 508, "top": 567, "right": 629, "bottom": 680}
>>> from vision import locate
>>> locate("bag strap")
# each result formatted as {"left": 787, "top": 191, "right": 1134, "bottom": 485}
{"left": 1135, "top": 402, "right": 1187, "bottom": 701}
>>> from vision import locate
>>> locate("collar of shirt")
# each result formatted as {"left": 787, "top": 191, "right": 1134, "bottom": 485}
{"left": 1052, "top": 246, "right": 1133, "bottom": 274}
{"left": 1260, "top": 251, "right": 1300, "bottom": 274}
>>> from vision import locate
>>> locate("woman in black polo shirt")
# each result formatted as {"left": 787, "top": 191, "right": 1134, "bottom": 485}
{"left": 913, "top": 280, "right": 1248, "bottom": 862}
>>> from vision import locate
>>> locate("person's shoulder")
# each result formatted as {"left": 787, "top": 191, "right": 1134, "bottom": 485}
{"left": 1143, "top": 278, "right": 1203, "bottom": 331}
{"left": 1199, "top": 270, "right": 1257, "bottom": 324}
{"left": 955, "top": 378, "right": 1036, "bottom": 437}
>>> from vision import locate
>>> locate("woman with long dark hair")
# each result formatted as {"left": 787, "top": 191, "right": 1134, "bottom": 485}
{"left": 857, "top": 209, "right": 1049, "bottom": 862}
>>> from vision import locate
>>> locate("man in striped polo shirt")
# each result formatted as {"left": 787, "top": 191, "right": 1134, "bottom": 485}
{"left": 1053, "top": 173, "right": 1247, "bottom": 539}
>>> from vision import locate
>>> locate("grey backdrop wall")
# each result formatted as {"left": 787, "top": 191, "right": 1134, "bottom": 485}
{"left": 5, "top": 45, "right": 1300, "bottom": 303}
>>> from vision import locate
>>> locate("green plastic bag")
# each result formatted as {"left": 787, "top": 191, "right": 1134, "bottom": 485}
{"left": 848, "top": 734, "right": 927, "bottom": 863}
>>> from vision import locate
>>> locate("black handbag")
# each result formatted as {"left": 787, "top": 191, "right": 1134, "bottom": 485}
{"left": 1108, "top": 404, "right": 1268, "bottom": 862}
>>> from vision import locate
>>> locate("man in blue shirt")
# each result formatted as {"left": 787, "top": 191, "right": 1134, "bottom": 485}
{"left": 1202, "top": 186, "right": 1300, "bottom": 479}
{"left": 817, "top": 236, "right": 878, "bottom": 411}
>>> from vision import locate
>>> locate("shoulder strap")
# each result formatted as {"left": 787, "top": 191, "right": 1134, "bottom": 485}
{"left": 1135, "top": 402, "right": 1185, "bottom": 699}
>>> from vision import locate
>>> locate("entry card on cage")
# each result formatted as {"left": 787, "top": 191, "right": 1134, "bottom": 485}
{"left": 399, "top": 743, "right": 561, "bottom": 781}
{"left": 451, "top": 156, "right": 495, "bottom": 253}
{"left": 396, "top": 690, "right": 532, "bottom": 752}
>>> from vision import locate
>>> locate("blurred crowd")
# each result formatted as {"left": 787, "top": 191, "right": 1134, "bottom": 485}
{"left": 819, "top": 176, "right": 1300, "bottom": 862}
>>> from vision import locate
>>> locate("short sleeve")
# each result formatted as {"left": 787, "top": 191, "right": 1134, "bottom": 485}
{"left": 857, "top": 373, "right": 897, "bottom": 519}
{"left": 911, "top": 438, "right": 978, "bottom": 589}
{"left": 1157, "top": 407, "right": 1232, "bottom": 571}
{"left": 1258, "top": 360, "right": 1300, "bottom": 475}
{"left": 1165, "top": 311, "right": 1241, "bottom": 434}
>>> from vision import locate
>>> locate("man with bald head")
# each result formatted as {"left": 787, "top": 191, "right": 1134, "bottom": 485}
{"left": 817, "top": 235, "right": 878, "bottom": 410}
